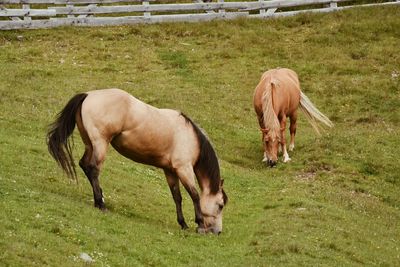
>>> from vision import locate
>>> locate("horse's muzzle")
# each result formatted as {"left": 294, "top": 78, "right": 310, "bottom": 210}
{"left": 267, "top": 159, "right": 277, "bottom": 167}
{"left": 197, "top": 227, "right": 221, "bottom": 235}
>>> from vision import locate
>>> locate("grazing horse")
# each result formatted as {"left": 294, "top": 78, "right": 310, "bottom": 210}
{"left": 47, "top": 89, "right": 227, "bottom": 234}
{"left": 253, "top": 68, "right": 333, "bottom": 167}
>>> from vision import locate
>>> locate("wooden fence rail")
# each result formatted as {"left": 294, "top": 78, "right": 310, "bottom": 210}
{"left": 0, "top": 0, "right": 399, "bottom": 29}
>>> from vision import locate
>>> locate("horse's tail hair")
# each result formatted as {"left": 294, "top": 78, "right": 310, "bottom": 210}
{"left": 299, "top": 91, "right": 333, "bottom": 135}
{"left": 261, "top": 79, "right": 280, "bottom": 139}
{"left": 46, "top": 93, "right": 88, "bottom": 179}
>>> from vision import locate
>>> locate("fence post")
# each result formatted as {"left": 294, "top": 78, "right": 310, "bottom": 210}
{"left": 326, "top": 1, "right": 337, "bottom": 9}
{"left": 259, "top": 0, "right": 265, "bottom": 17}
{"left": 143, "top": 0, "right": 150, "bottom": 18}
{"left": 22, "top": 4, "right": 31, "bottom": 21}
{"left": 66, "top": 4, "right": 75, "bottom": 18}
{"left": 218, "top": 0, "right": 225, "bottom": 14}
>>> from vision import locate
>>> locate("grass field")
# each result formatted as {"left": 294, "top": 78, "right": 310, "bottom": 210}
{"left": 1, "top": 6, "right": 399, "bottom": 266}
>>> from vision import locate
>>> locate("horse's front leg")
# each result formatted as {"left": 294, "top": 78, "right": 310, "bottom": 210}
{"left": 257, "top": 115, "right": 268, "bottom": 162}
{"left": 280, "top": 116, "right": 291, "bottom": 163}
{"left": 164, "top": 169, "right": 189, "bottom": 230}
{"left": 175, "top": 166, "right": 205, "bottom": 232}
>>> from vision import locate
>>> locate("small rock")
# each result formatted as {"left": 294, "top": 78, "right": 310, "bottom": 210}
{"left": 80, "top": 253, "right": 94, "bottom": 263}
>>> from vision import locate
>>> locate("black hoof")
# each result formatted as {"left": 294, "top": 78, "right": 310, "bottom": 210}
{"left": 95, "top": 202, "right": 107, "bottom": 211}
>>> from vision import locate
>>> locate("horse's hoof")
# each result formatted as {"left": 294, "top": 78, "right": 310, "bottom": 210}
{"left": 283, "top": 158, "right": 291, "bottom": 163}
{"left": 95, "top": 202, "right": 107, "bottom": 212}
{"left": 98, "top": 206, "right": 108, "bottom": 212}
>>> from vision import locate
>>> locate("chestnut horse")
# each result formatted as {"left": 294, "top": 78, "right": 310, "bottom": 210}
{"left": 47, "top": 89, "right": 227, "bottom": 234}
{"left": 253, "top": 68, "right": 333, "bottom": 167}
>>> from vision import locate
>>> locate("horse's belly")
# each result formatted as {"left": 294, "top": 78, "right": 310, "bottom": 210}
{"left": 110, "top": 131, "right": 171, "bottom": 168}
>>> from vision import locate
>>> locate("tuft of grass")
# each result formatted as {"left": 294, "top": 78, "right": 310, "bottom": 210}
{"left": 1, "top": 5, "right": 399, "bottom": 267}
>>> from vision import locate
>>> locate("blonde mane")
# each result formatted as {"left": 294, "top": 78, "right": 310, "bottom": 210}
{"left": 261, "top": 78, "right": 280, "bottom": 140}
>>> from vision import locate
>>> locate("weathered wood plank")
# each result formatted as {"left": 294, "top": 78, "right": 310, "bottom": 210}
{"left": 0, "top": 11, "right": 247, "bottom": 29}
{"left": 0, "top": 0, "right": 346, "bottom": 5}
{"left": 253, "top": 1, "right": 400, "bottom": 18}
{"left": 0, "top": 0, "right": 146, "bottom": 4}
{"left": 0, "top": 8, "right": 56, "bottom": 16}
{"left": 49, "top": 0, "right": 345, "bottom": 15}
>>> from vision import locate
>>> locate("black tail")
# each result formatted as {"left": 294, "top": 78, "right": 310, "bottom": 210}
{"left": 46, "top": 93, "right": 88, "bottom": 179}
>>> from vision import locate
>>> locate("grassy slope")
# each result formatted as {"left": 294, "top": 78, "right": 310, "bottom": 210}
{"left": 1, "top": 6, "right": 399, "bottom": 266}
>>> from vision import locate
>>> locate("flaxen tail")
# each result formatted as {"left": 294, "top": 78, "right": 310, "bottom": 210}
{"left": 299, "top": 91, "right": 333, "bottom": 135}
{"left": 46, "top": 93, "right": 88, "bottom": 179}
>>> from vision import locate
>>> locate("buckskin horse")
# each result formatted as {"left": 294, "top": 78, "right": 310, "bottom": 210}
{"left": 253, "top": 68, "right": 333, "bottom": 167}
{"left": 47, "top": 89, "right": 227, "bottom": 234}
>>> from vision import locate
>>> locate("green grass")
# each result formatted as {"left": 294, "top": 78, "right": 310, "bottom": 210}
{"left": 1, "top": 6, "right": 399, "bottom": 266}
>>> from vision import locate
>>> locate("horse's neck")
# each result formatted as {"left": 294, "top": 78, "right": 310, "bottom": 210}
{"left": 194, "top": 166, "right": 220, "bottom": 195}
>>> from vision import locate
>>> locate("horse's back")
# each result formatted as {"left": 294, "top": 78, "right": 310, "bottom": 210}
{"left": 79, "top": 88, "right": 199, "bottom": 169}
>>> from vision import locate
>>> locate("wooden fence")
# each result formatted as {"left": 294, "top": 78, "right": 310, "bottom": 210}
{"left": 0, "top": 0, "right": 399, "bottom": 29}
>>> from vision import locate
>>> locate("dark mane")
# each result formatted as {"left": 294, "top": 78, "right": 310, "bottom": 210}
{"left": 181, "top": 113, "right": 221, "bottom": 194}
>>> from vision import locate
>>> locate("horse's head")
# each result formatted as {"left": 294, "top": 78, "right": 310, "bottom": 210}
{"left": 199, "top": 180, "right": 228, "bottom": 235}
{"left": 261, "top": 128, "right": 280, "bottom": 167}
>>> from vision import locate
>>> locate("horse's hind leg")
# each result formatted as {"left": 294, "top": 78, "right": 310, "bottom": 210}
{"left": 164, "top": 169, "right": 189, "bottom": 230}
{"left": 280, "top": 115, "right": 291, "bottom": 163}
{"left": 289, "top": 112, "right": 297, "bottom": 151}
{"left": 79, "top": 140, "right": 108, "bottom": 211}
